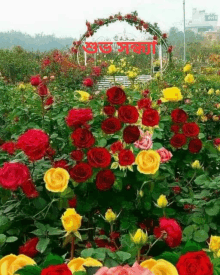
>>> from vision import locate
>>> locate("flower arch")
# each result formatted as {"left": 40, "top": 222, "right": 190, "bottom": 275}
{"left": 71, "top": 11, "right": 173, "bottom": 56}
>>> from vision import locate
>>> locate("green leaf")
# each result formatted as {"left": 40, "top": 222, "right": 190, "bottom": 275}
{"left": 181, "top": 240, "right": 202, "bottom": 254}
{"left": 74, "top": 231, "right": 82, "bottom": 240}
{"left": 193, "top": 230, "right": 209, "bottom": 243}
{"left": 36, "top": 238, "right": 50, "bottom": 253}
{"left": 104, "top": 256, "right": 119, "bottom": 268}
{"left": 194, "top": 174, "right": 209, "bottom": 186}
{"left": 41, "top": 253, "right": 64, "bottom": 269}
{"left": 0, "top": 234, "right": 6, "bottom": 245}
{"left": 84, "top": 267, "right": 101, "bottom": 275}
{"left": 81, "top": 248, "right": 95, "bottom": 258}
{"left": 183, "top": 225, "right": 194, "bottom": 239}
{"left": 98, "top": 138, "right": 107, "bottom": 147}
{"left": 6, "top": 236, "right": 18, "bottom": 243}
{"left": 115, "top": 251, "right": 131, "bottom": 262}
{"left": 0, "top": 216, "right": 11, "bottom": 234}
{"left": 156, "top": 252, "right": 179, "bottom": 265}
{"left": 47, "top": 227, "right": 64, "bottom": 236}
{"left": 14, "top": 265, "right": 41, "bottom": 275}
{"left": 60, "top": 187, "right": 74, "bottom": 199}
{"left": 205, "top": 204, "right": 219, "bottom": 216}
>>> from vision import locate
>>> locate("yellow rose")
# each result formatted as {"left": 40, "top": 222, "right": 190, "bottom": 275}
{"left": 68, "top": 257, "right": 102, "bottom": 273}
{"left": 162, "top": 87, "right": 183, "bottom": 102}
{"left": 184, "top": 74, "right": 195, "bottom": 84}
{"left": 75, "top": 91, "right": 90, "bottom": 102}
{"left": 108, "top": 65, "right": 117, "bottom": 75}
{"left": 61, "top": 208, "right": 82, "bottom": 232}
{"left": 18, "top": 83, "right": 25, "bottom": 91}
{"left": 44, "top": 168, "right": 70, "bottom": 192}
{"left": 208, "top": 88, "right": 214, "bottom": 95}
{"left": 209, "top": 236, "right": 220, "bottom": 252}
{"left": 0, "top": 254, "right": 36, "bottom": 275}
{"left": 201, "top": 115, "right": 208, "bottom": 122}
{"left": 141, "top": 258, "right": 178, "bottom": 275}
{"left": 136, "top": 150, "right": 160, "bottom": 175}
{"left": 105, "top": 209, "right": 117, "bottom": 223}
{"left": 157, "top": 195, "right": 168, "bottom": 208}
{"left": 191, "top": 160, "right": 201, "bottom": 169}
{"left": 216, "top": 89, "right": 220, "bottom": 95}
{"left": 196, "top": 108, "right": 204, "bottom": 116}
{"left": 183, "top": 64, "right": 192, "bottom": 72}
{"left": 213, "top": 115, "right": 219, "bottom": 121}
{"left": 131, "top": 229, "right": 148, "bottom": 245}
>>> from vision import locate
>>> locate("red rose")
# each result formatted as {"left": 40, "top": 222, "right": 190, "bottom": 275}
{"left": 142, "top": 89, "right": 150, "bottom": 97}
{"left": 110, "top": 231, "right": 120, "bottom": 240}
{"left": 176, "top": 251, "right": 213, "bottom": 275}
{"left": 66, "top": 108, "right": 93, "bottom": 128}
{"left": 154, "top": 217, "right": 182, "bottom": 248}
{"left": 96, "top": 169, "right": 115, "bottom": 191}
{"left": 119, "top": 149, "right": 135, "bottom": 166}
{"left": 69, "top": 163, "right": 93, "bottom": 183}
{"left": 87, "top": 147, "right": 111, "bottom": 168}
{"left": 106, "top": 86, "right": 126, "bottom": 105}
{"left": 38, "top": 84, "right": 48, "bottom": 97}
{"left": 41, "top": 264, "right": 72, "bottom": 275}
{"left": 172, "top": 186, "right": 181, "bottom": 194}
{"left": 70, "top": 150, "right": 84, "bottom": 162}
{"left": 188, "top": 138, "right": 202, "bottom": 153}
{"left": 71, "top": 128, "right": 95, "bottom": 149}
{"left": 0, "top": 162, "right": 30, "bottom": 190}
{"left": 101, "top": 117, "right": 121, "bottom": 134}
{"left": 137, "top": 98, "right": 152, "bottom": 110}
{"left": 171, "top": 125, "right": 180, "bottom": 133}
{"left": 44, "top": 96, "right": 54, "bottom": 106}
{"left": 182, "top": 122, "right": 200, "bottom": 137}
{"left": 170, "top": 134, "right": 187, "bottom": 148}
{"left": 42, "top": 58, "right": 51, "bottom": 67}
{"left": 103, "top": 106, "right": 116, "bottom": 117}
{"left": 46, "top": 147, "right": 56, "bottom": 158}
{"left": 19, "top": 237, "right": 39, "bottom": 258}
{"left": 162, "top": 33, "right": 167, "bottom": 39}
{"left": 171, "top": 109, "right": 188, "bottom": 123}
{"left": 17, "top": 129, "right": 49, "bottom": 161}
{"left": 0, "top": 142, "right": 16, "bottom": 155}
{"left": 167, "top": 46, "right": 173, "bottom": 53}
{"left": 142, "top": 109, "right": 160, "bottom": 127}
{"left": 92, "top": 66, "right": 102, "bottom": 76}
{"left": 83, "top": 77, "right": 93, "bottom": 87}
{"left": 123, "top": 125, "right": 140, "bottom": 144}
{"left": 20, "top": 179, "right": 39, "bottom": 198}
{"left": 214, "top": 138, "right": 220, "bottom": 146}
{"left": 30, "top": 75, "right": 41, "bottom": 86}
{"left": 153, "top": 35, "right": 158, "bottom": 40}
{"left": 157, "top": 99, "right": 162, "bottom": 105}
{"left": 110, "top": 141, "right": 123, "bottom": 154}
{"left": 118, "top": 105, "right": 139, "bottom": 124}
{"left": 68, "top": 195, "right": 77, "bottom": 208}
{"left": 53, "top": 160, "right": 69, "bottom": 170}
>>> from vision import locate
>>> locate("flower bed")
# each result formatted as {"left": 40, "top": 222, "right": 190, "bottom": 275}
{"left": 1, "top": 63, "right": 220, "bottom": 274}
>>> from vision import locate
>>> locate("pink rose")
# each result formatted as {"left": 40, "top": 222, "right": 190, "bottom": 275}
{"left": 95, "top": 262, "right": 153, "bottom": 275}
{"left": 134, "top": 130, "right": 153, "bottom": 150}
{"left": 157, "top": 147, "right": 173, "bottom": 163}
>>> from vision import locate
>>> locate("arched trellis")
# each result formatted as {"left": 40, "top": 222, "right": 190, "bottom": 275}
{"left": 71, "top": 11, "right": 173, "bottom": 74}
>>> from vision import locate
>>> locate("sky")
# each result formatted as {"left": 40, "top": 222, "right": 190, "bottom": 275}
{"left": 0, "top": 0, "right": 220, "bottom": 40}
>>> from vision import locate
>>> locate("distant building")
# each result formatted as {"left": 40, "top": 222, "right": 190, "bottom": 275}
{"left": 186, "top": 8, "right": 218, "bottom": 33}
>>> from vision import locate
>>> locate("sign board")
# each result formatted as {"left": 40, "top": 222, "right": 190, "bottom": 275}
{"left": 205, "top": 14, "right": 218, "bottom": 21}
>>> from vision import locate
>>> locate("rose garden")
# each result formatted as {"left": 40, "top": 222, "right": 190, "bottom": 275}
{"left": 1, "top": 11, "right": 220, "bottom": 275}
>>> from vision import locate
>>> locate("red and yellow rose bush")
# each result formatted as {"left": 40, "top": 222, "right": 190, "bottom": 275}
{"left": 1, "top": 60, "right": 220, "bottom": 274}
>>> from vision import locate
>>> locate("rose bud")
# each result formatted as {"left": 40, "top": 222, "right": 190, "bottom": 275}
{"left": 172, "top": 186, "right": 181, "bottom": 194}
{"left": 86, "top": 242, "right": 92, "bottom": 248}
{"left": 142, "top": 89, "right": 150, "bottom": 97}
{"left": 30, "top": 75, "right": 41, "bottom": 86}
{"left": 19, "top": 237, "right": 39, "bottom": 258}
{"left": 68, "top": 195, "right": 77, "bottom": 208}
{"left": 83, "top": 78, "right": 93, "bottom": 87}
